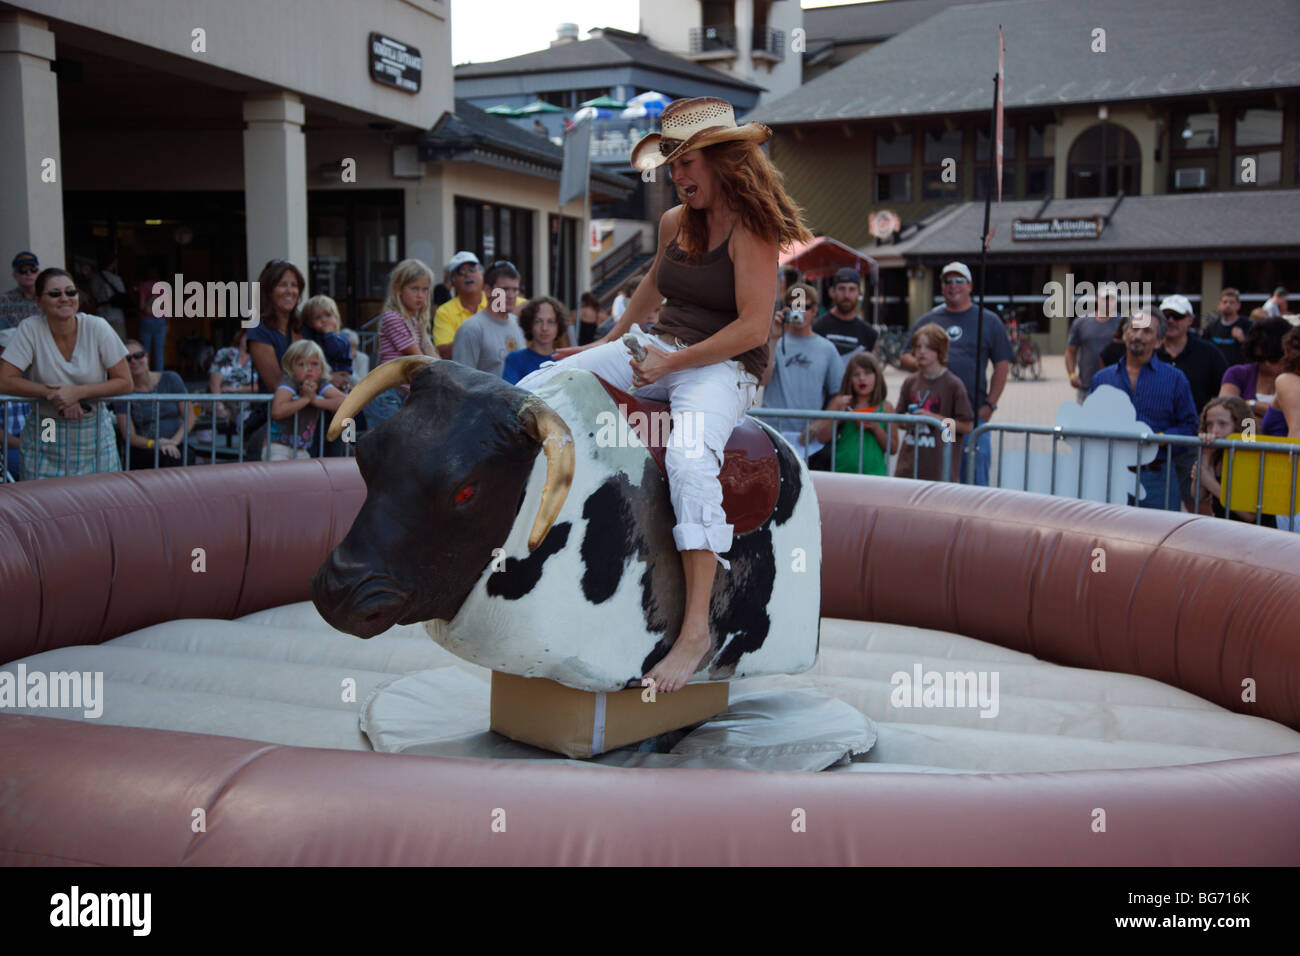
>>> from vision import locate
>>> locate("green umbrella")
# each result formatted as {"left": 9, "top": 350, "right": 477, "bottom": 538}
{"left": 579, "top": 95, "right": 627, "bottom": 109}
{"left": 485, "top": 104, "right": 521, "bottom": 116}
{"left": 518, "top": 100, "right": 565, "bottom": 114}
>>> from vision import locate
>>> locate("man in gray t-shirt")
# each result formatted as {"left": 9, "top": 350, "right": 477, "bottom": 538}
{"left": 761, "top": 292, "right": 842, "bottom": 462}
{"left": 1066, "top": 311, "right": 1121, "bottom": 403}
{"left": 451, "top": 265, "right": 525, "bottom": 378}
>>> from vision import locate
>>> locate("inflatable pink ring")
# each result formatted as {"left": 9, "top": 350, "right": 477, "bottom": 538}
{"left": 1, "top": 462, "right": 1297, "bottom": 865}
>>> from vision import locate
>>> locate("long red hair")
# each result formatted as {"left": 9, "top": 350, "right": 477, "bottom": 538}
{"left": 675, "top": 140, "right": 813, "bottom": 262}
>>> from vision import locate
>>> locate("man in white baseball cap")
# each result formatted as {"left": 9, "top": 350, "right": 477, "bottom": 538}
{"left": 1156, "top": 293, "right": 1227, "bottom": 509}
{"left": 900, "top": 260, "right": 1013, "bottom": 484}
{"left": 433, "top": 251, "right": 484, "bottom": 358}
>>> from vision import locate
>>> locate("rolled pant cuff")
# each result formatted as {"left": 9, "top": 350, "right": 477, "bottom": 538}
{"left": 673, "top": 522, "right": 733, "bottom": 571}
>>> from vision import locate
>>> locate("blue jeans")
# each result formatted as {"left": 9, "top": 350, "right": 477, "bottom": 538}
{"left": 959, "top": 428, "right": 991, "bottom": 485}
{"left": 363, "top": 387, "right": 405, "bottom": 431}
{"left": 1129, "top": 462, "right": 1182, "bottom": 510}
{"left": 139, "top": 316, "right": 167, "bottom": 370}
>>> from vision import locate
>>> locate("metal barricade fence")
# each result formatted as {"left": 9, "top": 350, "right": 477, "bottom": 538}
{"left": 748, "top": 408, "right": 956, "bottom": 482}
{"left": 0, "top": 392, "right": 354, "bottom": 481}
{"left": 966, "top": 421, "right": 1300, "bottom": 526}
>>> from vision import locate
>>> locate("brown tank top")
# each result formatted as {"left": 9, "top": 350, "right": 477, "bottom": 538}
{"left": 653, "top": 227, "right": 769, "bottom": 379}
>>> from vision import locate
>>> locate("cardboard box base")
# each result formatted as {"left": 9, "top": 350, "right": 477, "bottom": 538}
{"left": 490, "top": 671, "right": 730, "bottom": 758}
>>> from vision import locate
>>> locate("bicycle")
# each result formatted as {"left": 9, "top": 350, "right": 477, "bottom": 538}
{"left": 1006, "top": 317, "right": 1043, "bottom": 381}
{"left": 874, "top": 326, "right": 908, "bottom": 369}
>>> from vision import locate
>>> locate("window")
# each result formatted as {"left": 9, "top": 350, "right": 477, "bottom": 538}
{"left": 1233, "top": 107, "right": 1282, "bottom": 187}
{"left": 1066, "top": 122, "right": 1140, "bottom": 198}
{"left": 455, "top": 197, "right": 534, "bottom": 293}
{"left": 922, "top": 128, "right": 961, "bottom": 200}
{"left": 1026, "top": 120, "right": 1048, "bottom": 158}
{"left": 1174, "top": 111, "right": 1218, "bottom": 151}
{"left": 1025, "top": 164, "right": 1051, "bottom": 198}
{"left": 547, "top": 214, "right": 579, "bottom": 307}
{"left": 975, "top": 125, "right": 1016, "bottom": 161}
{"left": 875, "top": 130, "right": 912, "bottom": 202}
{"left": 973, "top": 124, "right": 1016, "bottom": 199}
{"left": 876, "top": 130, "right": 912, "bottom": 167}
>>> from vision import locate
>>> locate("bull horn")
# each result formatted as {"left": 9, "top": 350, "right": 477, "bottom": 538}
{"left": 519, "top": 398, "right": 575, "bottom": 551}
{"left": 327, "top": 355, "right": 438, "bottom": 440}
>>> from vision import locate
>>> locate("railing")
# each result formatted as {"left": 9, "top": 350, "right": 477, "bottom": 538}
{"left": 689, "top": 24, "right": 737, "bottom": 54}
{"left": 750, "top": 408, "right": 956, "bottom": 482}
{"left": 0, "top": 392, "right": 356, "bottom": 481}
{"left": 752, "top": 25, "right": 785, "bottom": 59}
{"left": 967, "top": 421, "right": 1300, "bottom": 528}
{"left": 6, "top": 393, "right": 1297, "bottom": 531}
{"left": 591, "top": 234, "right": 645, "bottom": 288}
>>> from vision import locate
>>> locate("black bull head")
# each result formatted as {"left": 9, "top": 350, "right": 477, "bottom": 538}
{"left": 312, "top": 356, "right": 574, "bottom": 638}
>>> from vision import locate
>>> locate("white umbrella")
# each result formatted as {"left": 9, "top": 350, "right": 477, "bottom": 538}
{"left": 628, "top": 90, "right": 670, "bottom": 105}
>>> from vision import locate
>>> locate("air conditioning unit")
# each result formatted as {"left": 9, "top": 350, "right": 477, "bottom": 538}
{"left": 1175, "top": 167, "right": 1207, "bottom": 189}
{"left": 392, "top": 144, "right": 422, "bottom": 179}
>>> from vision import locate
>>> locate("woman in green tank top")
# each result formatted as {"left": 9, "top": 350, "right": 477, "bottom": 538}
{"left": 811, "top": 351, "right": 898, "bottom": 475}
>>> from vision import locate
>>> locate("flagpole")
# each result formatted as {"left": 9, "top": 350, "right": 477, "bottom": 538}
{"left": 974, "top": 27, "right": 1003, "bottom": 423}
{"left": 974, "top": 71, "right": 998, "bottom": 417}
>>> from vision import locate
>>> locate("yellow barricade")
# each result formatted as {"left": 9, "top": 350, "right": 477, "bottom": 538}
{"left": 1221, "top": 433, "right": 1300, "bottom": 515}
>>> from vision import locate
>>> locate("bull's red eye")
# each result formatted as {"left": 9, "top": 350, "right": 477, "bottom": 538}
{"left": 455, "top": 484, "right": 476, "bottom": 504}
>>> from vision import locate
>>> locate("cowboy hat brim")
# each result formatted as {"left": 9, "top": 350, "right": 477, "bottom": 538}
{"left": 630, "top": 122, "right": 772, "bottom": 171}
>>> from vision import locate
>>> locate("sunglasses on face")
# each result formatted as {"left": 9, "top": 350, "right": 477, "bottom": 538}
{"left": 1162, "top": 311, "right": 1190, "bottom": 321}
{"left": 16, "top": 266, "right": 39, "bottom": 275}
{"left": 941, "top": 277, "right": 968, "bottom": 286}
{"left": 44, "top": 288, "right": 78, "bottom": 298}
{"left": 127, "top": 351, "right": 147, "bottom": 360}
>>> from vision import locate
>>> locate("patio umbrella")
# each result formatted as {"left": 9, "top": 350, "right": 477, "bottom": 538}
{"left": 518, "top": 100, "right": 565, "bottom": 114}
{"left": 485, "top": 104, "right": 521, "bottom": 116}
{"left": 579, "top": 95, "right": 627, "bottom": 109}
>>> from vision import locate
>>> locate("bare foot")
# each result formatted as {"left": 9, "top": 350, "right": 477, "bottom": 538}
{"left": 644, "top": 623, "right": 711, "bottom": 694}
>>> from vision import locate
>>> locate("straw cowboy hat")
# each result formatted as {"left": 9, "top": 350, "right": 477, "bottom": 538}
{"left": 629, "top": 96, "right": 771, "bottom": 172}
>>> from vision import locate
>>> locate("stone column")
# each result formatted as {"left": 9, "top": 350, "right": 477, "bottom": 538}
{"left": 1201, "top": 259, "right": 1223, "bottom": 320}
{"left": 907, "top": 266, "right": 933, "bottom": 324}
{"left": 1047, "top": 261, "right": 1071, "bottom": 354}
{"left": 242, "top": 93, "right": 308, "bottom": 281}
{"left": 734, "top": 0, "right": 754, "bottom": 83}
{"left": 0, "top": 13, "right": 64, "bottom": 269}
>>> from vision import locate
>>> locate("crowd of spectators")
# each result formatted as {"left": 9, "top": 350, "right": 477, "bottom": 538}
{"left": 0, "top": 242, "right": 1295, "bottom": 530}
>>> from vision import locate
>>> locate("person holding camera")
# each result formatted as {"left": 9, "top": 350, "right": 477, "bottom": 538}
{"left": 759, "top": 282, "right": 842, "bottom": 466}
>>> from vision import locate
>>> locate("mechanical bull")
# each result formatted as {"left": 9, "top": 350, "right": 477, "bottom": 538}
{"left": 312, "top": 355, "right": 822, "bottom": 692}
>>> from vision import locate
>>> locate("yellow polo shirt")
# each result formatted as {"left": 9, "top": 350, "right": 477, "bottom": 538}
{"left": 433, "top": 293, "right": 528, "bottom": 346}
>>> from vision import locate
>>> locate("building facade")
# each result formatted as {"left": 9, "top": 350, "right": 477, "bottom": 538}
{"left": 750, "top": 0, "right": 1300, "bottom": 348}
{"left": 0, "top": 0, "right": 625, "bottom": 358}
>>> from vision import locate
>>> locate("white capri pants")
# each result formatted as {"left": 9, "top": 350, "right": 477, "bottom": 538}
{"left": 517, "top": 324, "right": 759, "bottom": 569}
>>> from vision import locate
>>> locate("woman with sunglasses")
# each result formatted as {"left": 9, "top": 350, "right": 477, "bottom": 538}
{"left": 0, "top": 267, "right": 131, "bottom": 478}
{"left": 114, "top": 339, "right": 195, "bottom": 469}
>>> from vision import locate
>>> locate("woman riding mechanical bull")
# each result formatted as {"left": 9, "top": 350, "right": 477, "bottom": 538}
{"left": 333, "top": 97, "right": 813, "bottom": 693}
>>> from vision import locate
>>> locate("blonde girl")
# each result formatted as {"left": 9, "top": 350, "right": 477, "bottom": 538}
{"left": 267, "top": 339, "right": 345, "bottom": 460}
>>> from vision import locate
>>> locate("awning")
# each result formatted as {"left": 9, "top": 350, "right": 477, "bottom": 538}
{"left": 780, "top": 236, "right": 878, "bottom": 282}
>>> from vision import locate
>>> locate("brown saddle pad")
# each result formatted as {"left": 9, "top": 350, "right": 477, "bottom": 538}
{"left": 595, "top": 377, "right": 780, "bottom": 535}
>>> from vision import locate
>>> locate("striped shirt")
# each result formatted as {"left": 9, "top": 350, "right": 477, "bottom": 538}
{"left": 1090, "top": 354, "right": 1198, "bottom": 461}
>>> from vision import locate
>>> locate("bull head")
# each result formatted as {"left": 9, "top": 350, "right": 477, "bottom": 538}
{"left": 312, "top": 355, "right": 574, "bottom": 638}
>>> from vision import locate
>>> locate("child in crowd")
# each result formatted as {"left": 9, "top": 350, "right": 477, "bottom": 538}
{"left": 504, "top": 296, "right": 569, "bottom": 385}
{"left": 1193, "top": 395, "right": 1275, "bottom": 526}
{"left": 893, "top": 323, "right": 973, "bottom": 482}
{"left": 811, "top": 351, "right": 899, "bottom": 475}
{"left": 300, "top": 295, "right": 353, "bottom": 390}
{"left": 267, "top": 339, "right": 345, "bottom": 460}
